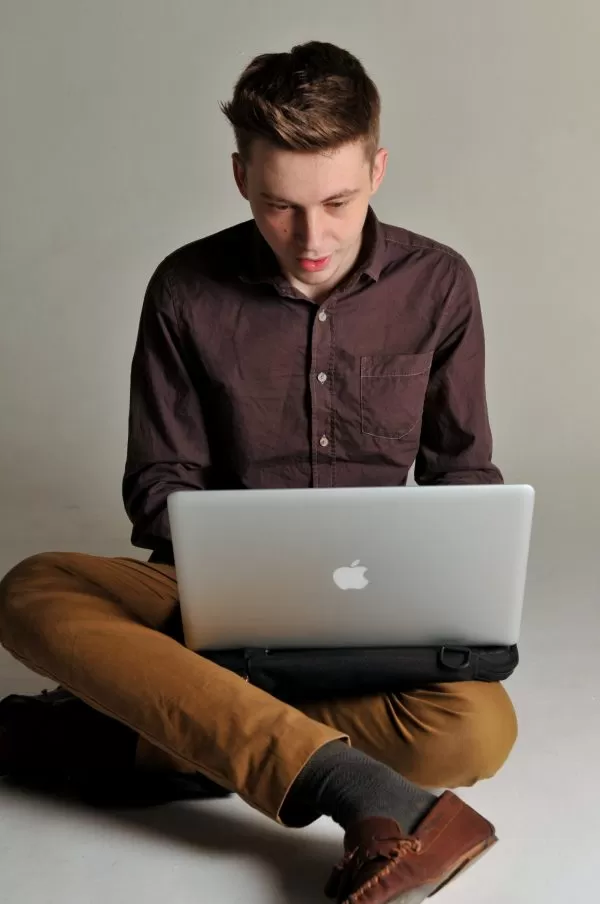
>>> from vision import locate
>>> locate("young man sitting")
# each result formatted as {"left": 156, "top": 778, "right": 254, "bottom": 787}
{"left": 0, "top": 41, "right": 517, "bottom": 904}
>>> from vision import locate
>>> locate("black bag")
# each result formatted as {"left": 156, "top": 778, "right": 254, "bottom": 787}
{"left": 201, "top": 644, "right": 519, "bottom": 703}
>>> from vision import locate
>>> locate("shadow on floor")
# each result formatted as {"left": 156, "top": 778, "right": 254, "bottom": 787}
{"left": 1, "top": 778, "right": 342, "bottom": 904}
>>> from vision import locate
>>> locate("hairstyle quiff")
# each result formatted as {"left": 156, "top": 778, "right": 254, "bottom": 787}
{"left": 220, "top": 41, "right": 381, "bottom": 162}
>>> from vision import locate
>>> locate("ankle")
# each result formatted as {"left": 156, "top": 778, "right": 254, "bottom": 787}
{"left": 284, "top": 741, "right": 436, "bottom": 834}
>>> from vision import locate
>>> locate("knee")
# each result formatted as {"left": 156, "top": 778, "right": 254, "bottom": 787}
{"left": 445, "top": 682, "right": 518, "bottom": 785}
{"left": 393, "top": 681, "right": 518, "bottom": 790}
{"left": 0, "top": 551, "right": 70, "bottom": 639}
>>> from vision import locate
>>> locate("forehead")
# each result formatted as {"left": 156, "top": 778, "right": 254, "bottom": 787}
{"left": 248, "top": 140, "right": 370, "bottom": 201}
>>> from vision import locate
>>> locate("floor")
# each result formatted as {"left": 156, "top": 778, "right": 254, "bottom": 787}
{"left": 1, "top": 564, "right": 598, "bottom": 904}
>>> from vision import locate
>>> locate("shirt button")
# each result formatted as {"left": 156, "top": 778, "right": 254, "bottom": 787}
{"left": 319, "top": 435, "right": 329, "bottom": 448}
{"left": 317, "top": 372, "right": 328, "bottom": 384}
{"left": 318, "top": 310, "right": 328, "bottom": 322}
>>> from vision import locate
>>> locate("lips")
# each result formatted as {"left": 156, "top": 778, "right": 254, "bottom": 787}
{"left": 298, "top": 256, "right": 332, "bottom": 272}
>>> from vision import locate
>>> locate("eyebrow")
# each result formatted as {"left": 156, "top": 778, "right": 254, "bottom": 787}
{"left": 260, "top": 188, "right": 360, "bottom": 204}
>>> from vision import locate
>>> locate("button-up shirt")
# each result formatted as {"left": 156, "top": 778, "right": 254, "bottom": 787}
{"left": 123, "top": 207, "right": 502, "bottom": 563}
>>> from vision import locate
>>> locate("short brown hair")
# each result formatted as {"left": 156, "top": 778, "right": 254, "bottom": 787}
{"left": 220, "top": 41, "right": 381, "bottom": 163}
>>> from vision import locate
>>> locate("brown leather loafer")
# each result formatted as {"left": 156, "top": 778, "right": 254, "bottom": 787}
{"left": 324, "top": 791, "right": 497, "bottom": 903}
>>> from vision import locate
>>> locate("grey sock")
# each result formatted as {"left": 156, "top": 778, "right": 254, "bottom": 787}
{"left": 286, "top": 740, "right": 437, "bottom": 834}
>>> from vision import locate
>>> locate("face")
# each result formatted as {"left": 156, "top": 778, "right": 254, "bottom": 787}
{"left": 233, "top": 139, "right": 387, "bottom": 300}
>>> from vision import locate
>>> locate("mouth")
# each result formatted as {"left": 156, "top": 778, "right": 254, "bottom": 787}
{"left": 297, "top": 255, "right": 332, "bottom": 273}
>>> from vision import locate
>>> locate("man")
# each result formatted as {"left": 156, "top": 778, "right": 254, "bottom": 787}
{"left": 0, "top": 42, "right": 517, "bottom": 903}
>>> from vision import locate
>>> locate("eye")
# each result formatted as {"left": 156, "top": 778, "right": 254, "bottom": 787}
{"left": 327, "top": 201, "right": 349, "bottom": 209}
{"left": 268, "top": 203, "right": 290, "bottom": 211}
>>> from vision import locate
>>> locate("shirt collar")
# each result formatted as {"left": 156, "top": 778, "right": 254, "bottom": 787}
{"left": 239, "top": 205, "right": 386, "bottom": 290}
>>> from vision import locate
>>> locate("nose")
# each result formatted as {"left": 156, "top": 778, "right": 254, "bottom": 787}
{"left": 293, "top": 209, "right": 325, "bottom": 253}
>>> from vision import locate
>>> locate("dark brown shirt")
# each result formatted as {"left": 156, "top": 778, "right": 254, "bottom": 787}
{"left": 123, "top": 207, "right": 502, "bottom": 563}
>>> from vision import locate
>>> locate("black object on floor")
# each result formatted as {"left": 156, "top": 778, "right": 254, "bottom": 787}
{"left": 0, "top": 687, "right": 232, "bottom": 808}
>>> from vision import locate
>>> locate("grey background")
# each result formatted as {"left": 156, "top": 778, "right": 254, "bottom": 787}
{"left": 0, "top": 3, "right": 599, "bottom": 902}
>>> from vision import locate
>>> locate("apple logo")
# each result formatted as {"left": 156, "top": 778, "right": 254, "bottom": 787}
{"left": 333, "top": 559, "right": 369, "bottom": 591}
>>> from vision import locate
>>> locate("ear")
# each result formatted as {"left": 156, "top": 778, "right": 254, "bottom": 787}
{"left": 232, "top": 153, "right": 249, "bottom": 200}
{"left": 370, "top": 148, "right": 388, "bottom": 196}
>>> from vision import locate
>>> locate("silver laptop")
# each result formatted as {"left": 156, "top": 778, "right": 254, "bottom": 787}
{"left": 168, "top": 484, "right": 535, "bottom": 651}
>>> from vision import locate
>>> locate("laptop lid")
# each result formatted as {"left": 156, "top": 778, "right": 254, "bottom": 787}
{"left": 168, "top": 484, "right": 535, "bottom": 651}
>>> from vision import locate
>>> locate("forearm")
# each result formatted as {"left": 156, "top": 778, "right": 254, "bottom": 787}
{"left": 417, "top": 463, "right": 503, "bottom": 486}
{"left": 123, "top": 262, "right": 212, "bottom": 558}
{"left": 123, "top": 461, "right": 207, "bottom": 554}
{"left": 414, "top": 255, "right": 502, "bottom": 488}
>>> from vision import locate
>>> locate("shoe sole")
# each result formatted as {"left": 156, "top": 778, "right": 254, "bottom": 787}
{"left": 379, "top": 835, "right": 498, "bottom": 904}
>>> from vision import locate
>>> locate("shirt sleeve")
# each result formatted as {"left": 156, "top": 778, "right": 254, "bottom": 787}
{"left": 414, "top": 255, "right": 504, "bottom": 486}
{"left": 122, "top": 264, "right": 211, "bottom": 557}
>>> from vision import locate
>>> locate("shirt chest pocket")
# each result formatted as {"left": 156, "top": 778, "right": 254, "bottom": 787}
{"left": 360, "top": 352, "right": 433, "bottom": 439}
